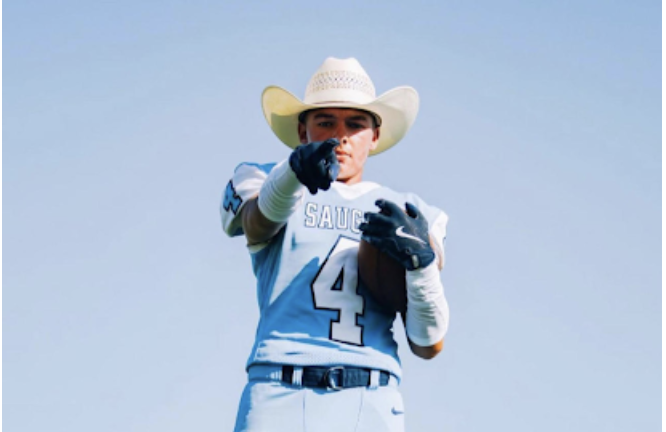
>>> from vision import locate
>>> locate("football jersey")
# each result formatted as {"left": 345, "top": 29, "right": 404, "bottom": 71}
{"left": 220, "top": 162, "right": 448, "bottom": 381}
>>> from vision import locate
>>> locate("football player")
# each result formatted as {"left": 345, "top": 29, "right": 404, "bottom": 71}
{"left": 221, "top": 57, "right": 450, "bottom": 432}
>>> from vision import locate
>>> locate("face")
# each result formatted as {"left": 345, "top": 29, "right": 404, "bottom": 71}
{"left": 298, "top": 108, "right": 380, "bottom": 185}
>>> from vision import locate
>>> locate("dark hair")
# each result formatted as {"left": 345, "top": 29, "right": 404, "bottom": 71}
{"left": 298, "top": 109, "right": 382, "bottom": 128}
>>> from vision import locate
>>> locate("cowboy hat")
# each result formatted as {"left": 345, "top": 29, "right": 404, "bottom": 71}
{"left": 261, "top": 57, "right": 419, "bottom": 156}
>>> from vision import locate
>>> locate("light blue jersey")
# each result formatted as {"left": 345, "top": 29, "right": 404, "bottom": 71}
{"left": 221, "top": 162, "right": 448, "bottom": 381}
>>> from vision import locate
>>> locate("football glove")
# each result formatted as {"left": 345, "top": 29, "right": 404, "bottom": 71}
{"left": 359, "top": 199, "right": 435, "bottom": 271}
{"left": 289, "top": 138, "right": 340, "bottom": 195}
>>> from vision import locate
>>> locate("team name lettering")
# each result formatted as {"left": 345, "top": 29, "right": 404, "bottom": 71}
{"left": 303, "top": 203, "right": 363, "bottom": 234}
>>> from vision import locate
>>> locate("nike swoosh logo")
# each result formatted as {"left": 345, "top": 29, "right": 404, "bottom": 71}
{"left": 391, "top": 407, "right": 404, "bottom": 415}
{"left": 396, "top": 226, "right": 426, "bottom": 244}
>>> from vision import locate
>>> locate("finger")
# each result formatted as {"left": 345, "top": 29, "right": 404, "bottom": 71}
{"left": 404, "top": 202, "right": 423, "bottom": 219}
{"left": 375, "top": 199, "right": 402, "bottom": 216}
{"left": 314, "top": 159, "right": 329, "bottom": 184}
{"left": 327, "top": 159, "right": 340, "bottom": 182}
{"left": 289, "top": 150, "right": 303, "bottom": 173}
{"left": 314, "top": 138, "right": 340, "bottom": 159}
{"left": 405, "top": 203, "right": 425, "bottom": 220}
{"left": 323, "top": 137, "right": 340, "bottom": 149}
{"left": 316, "top": 166, "right": 334, "bottom": 191}
{"left": 359, "top": 217, "right": 387, "bottom": 232}
{"left": 363, "top": 212, "right": 394, "bottom": 227}
{"left": 359, "top": 222, "right": 391, "bottom": 237}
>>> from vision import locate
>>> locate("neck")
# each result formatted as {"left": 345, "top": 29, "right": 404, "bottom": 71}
{"left": 337, "top": 173, "right": 363, "bottom": 185}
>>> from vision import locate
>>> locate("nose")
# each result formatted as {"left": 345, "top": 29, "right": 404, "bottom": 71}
{"left": 331, "top": 124, "right": 350, "bottom": 147}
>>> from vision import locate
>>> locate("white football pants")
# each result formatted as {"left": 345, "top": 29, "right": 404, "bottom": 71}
{"left": 233, "top": 376, "right": 405, "bottom": 432}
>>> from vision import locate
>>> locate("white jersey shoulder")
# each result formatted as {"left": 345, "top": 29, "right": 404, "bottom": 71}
{"left": 220, "top": 162, "right": 276, "bottom": 237}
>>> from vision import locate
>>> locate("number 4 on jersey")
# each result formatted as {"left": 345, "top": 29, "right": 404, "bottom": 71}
{"left": 311, "top": 236, "right": 365, "bottom": 346}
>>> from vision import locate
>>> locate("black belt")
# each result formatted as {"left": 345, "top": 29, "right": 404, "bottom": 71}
{"left": 281, "top": 365, "right": 390, "bottom": 390}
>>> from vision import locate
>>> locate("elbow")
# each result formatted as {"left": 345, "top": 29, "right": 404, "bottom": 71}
{"left": 409, "top": 338, "right": 444, "bottom": 360}
{"left": 418, "top": 348, "right": 442, "bottom": 360}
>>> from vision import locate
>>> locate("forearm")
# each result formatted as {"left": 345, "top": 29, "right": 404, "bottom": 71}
{"left": 241, "top": 198, "right": 286, "bottom": 245}
{"left": 242, "top": 159, "right": 305, "bottom": 245}
{"left": 404, "top": 262, "right": 449, "bottom": 359}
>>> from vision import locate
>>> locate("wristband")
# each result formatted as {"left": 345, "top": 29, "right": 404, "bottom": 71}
{"left": 257, "top": 160, "right": 305, "bottom": 223}
{"left": 405, "top": 262, "right": 450, "bottom": 347}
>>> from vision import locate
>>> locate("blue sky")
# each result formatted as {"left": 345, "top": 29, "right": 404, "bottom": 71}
{"left": 3, "top": 1, "right": 661, "bottom": 431}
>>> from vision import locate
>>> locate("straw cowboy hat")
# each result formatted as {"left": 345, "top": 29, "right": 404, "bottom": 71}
{"left": 261, "top": 57, "right": 419, "bottom": 156}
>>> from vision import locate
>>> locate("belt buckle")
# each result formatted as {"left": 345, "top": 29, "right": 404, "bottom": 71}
{"left": 323, "top": 366, "right": 345, "bottom": 391}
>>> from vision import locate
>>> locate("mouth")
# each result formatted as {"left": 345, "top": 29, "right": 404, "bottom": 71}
{"left": 336, "top": 153, "right": 350, "bottom": 161}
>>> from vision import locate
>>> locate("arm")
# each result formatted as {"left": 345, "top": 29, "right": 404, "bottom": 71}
{"left": 396, "top": 243, "right": 444, "bottom": 359}
{"left": 360, "top": 200, "right": 450, "bottom": 360}
{"left": 408, "top": 336, "right": 444, "bottom": 359}
{"left": 403, "top": 246, "right": 446, "bottom": 360}
{"left": 236, "top": 139, "right": 341, "bottom": 245}
{"left": 241, "top": 197, "right": 286, "bottom": 245}
{"left": 240, "top": 157, "right": 303, "bottom": 245}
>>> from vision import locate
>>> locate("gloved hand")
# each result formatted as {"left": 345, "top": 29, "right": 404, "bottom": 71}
{"left": 288, "top": 138, "right": 340, "bottom": 194}
{"left": 359, "top": 199, "right": 435, "bottom": 271}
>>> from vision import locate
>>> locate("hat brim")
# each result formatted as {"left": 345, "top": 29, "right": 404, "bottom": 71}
{"left": 262, "top": 85, "right": 419, "bottom": 156}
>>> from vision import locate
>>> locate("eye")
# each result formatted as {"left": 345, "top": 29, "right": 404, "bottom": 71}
{"left": 317, "top": 121, "right": 334, "bottom": 127}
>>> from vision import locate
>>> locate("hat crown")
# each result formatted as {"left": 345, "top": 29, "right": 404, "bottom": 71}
{"left": 304, "top": 57, "right": 376, "bottom": 104}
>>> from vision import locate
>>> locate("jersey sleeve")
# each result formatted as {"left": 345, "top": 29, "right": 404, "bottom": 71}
{"left": 408, "top": 194, "right": 449, "bottom": 268}
{"left": 429, "top": 210, "right": 449, "bottom": 268}
{"left": 220, "top": 162, "right": 276, "bottom": 237}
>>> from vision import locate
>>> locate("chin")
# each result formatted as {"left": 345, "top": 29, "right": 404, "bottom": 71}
{"left": 336, "top": 170, "right": 362, "bottom": 184}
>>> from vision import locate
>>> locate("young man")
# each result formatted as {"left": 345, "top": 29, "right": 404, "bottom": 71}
{"left": 221, "top": 58, "right": 450, "bottom": 432}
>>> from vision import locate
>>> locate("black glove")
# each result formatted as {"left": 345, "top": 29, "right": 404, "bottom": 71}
{"left": 289, "top": 138, "right": 340, "bottom": 194}
{"left": 359, "top": 199, "right": 435, "bottom": 271}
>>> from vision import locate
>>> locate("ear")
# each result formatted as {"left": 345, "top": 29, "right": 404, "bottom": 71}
{"left": 298, "top": 122, "right": 308, "bottom": 144}
{"left": 369, "top": 127, "right": 380, "bottom": 151}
